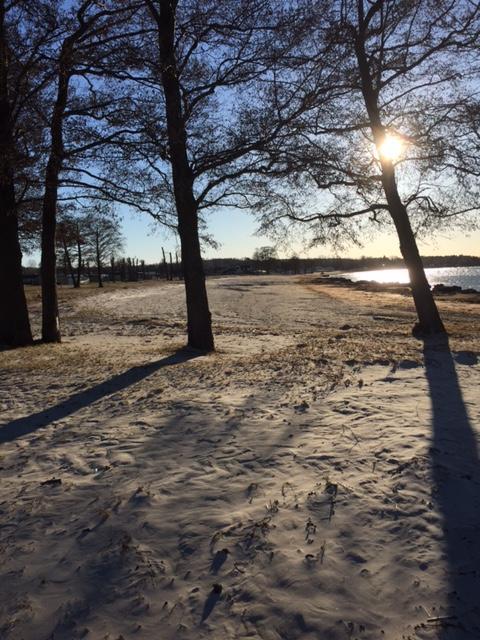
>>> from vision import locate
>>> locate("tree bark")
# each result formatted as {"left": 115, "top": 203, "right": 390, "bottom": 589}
{"left": 380, "top": 166, "right": 445, "bottom": 334}
{"left": 149, "top": 0, "right": 214, "bottom": 351}
{"left": 40, "top": 41, "right": 73, "bottom": 342}
{"left": 0, "top": 194, "right": 33, "bottom": 346}
{"left": 40, "top": 170, "right": 62, "bottom": 341}
{"left": 0, "top": 2, "right": 32, "bottom": 346}
{"left": 354, "top": 11, "right": 445, "bottom": 335}
{"left": 41, "top": 163, "right": 61, "bottom": 340}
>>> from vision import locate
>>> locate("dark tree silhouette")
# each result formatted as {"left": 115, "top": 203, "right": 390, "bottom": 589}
{"left": 145, "top": 0, "right": 214, "bottom": 350}
{"left": 82, "top": 204, "right": 124, "bottom": 288}
{"left": 87, "top": 0, "right": 317, "bottom": 351}
{"left": 56, "top": 214, "right": 85, "bottom": 288}
{"left": 253, "top": 246, "right": 278, "bottom": 274}
{"left": 253, "top": 0, "right": 480, "bottom": 335}
{"left": 40, "top": 0, "right": 141, "bottom": 342}
{"left": 0, "top": 0, "right": 52, "bottom": 346}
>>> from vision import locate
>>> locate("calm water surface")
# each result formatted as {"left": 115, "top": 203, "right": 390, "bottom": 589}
{"left": 345, "top": 266, "right": 480, "bottom": 291}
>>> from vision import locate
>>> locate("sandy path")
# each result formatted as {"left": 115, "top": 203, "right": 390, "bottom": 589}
{"left": 73, "top": 274, "right": 399, "bottom": 332}
{"left": 1, "top": 276, "right": 479, "bottom": 640}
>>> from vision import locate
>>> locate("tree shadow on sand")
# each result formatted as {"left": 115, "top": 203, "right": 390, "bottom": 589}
{"left": 424, "top": 336, "right": 480, "bottom": 638}
{"left": 0, "top": 349, "right": 201, "bottom": 445}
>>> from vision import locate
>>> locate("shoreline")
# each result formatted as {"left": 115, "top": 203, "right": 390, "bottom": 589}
{"left": 308, "top": 273, "right": 480, "bottom": 303}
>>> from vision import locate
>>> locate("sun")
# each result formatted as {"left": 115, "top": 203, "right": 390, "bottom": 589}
{"left": 377, "top": 133, "right": 403, "bottom": 162}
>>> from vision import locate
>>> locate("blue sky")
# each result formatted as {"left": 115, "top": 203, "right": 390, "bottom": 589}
{"left": 24, "top": 206, "right": 479, "bottom": 267}
{"left": 118, "top": 206, "right": 263, "bottom": 262}
{"left": 119, "top": 206, "right": 480, "bottom": 264}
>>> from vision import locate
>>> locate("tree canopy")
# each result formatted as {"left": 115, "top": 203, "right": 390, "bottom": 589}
{"left": 2, "top": 0, "right": 479, "bottom": 346}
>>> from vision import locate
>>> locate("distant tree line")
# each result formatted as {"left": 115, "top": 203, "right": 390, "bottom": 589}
{"left": 201, "top": 253, "right": 480, "bottom": 276}
{"left": 1, "top": 1, "right": 479, "bottom": 349}
{"left": 24, "top": 252, "right": 477, "bottom": 282}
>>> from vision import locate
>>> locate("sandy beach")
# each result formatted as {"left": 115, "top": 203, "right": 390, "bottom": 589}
{"left": 1, "top": 275, "right": 479, "bottom": 640}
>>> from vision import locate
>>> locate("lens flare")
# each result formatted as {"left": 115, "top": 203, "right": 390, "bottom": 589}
{"left": 377, "top": 134, "right": 403, "bottom": 161}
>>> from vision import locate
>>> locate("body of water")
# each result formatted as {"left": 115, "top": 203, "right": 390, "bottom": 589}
{"left": 344, "top": 266, "right": 480, "bottom": 291}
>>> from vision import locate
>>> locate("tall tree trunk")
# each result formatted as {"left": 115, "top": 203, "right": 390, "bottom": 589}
{"left": 95, "top": 230, "right": 103, "bottom": 287}
{"left": 0, "top": 196, "right": 32, "bottom": 346}
{"left": 354, "top": 15, "right": 445, "bottom": 335}
{"left": 0, "top": 3, "right": 32, "bottom": 346}
{"left": 380, "top": 166, "right": 445, "bottom": 334}
{"left": 149, "top": 0, "right": 214, "bottom": 351}
{"left": 41, "top": 164, "right": 61, "bottom": 341}
{"left": 40, "top": 42, "right": 73, "bottom": 342}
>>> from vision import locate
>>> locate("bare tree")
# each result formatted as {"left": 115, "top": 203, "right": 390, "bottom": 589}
{"left": 82, "top": 204, "right": 124, "bottom": 288}
{"left": 40, "top": 0, "right": 141, "bottom": 342}
{"left": 142, "top": 0, "right": 214, "bottom": 349}
{"left": 253, "top": 246, "right": 278, "bottom": 274}
{"left": 57, "top": 214, "right": 85, "bottom": 288}
{"left": 0, "top": 0, "right": 55, "bottom": 345}
{"left": 87, "top": 0, "right": 317, "bottom": 350}
{"left": 253, "top": 0, "right": 480, "bottom": 335}
{"left": 57, "top": 203, "right": 123, "bottom": 288}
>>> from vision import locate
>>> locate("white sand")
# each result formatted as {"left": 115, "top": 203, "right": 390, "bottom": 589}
{"left": 1, "top": 276, "right": 479, "bottom": 639}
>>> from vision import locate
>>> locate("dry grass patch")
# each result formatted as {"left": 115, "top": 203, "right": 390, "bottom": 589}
{"left": 24, "top": 279, "right": 170, "bottom": 307}
{"left": 303, "top": 281, "right": 480, "bottom": 358}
